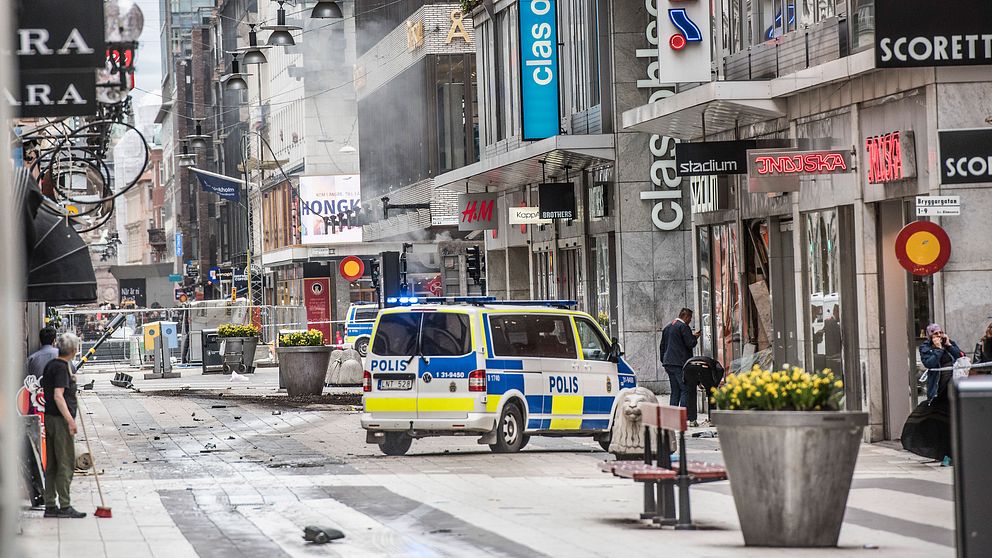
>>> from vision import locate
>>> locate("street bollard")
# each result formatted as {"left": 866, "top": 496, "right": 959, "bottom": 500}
{"left": 951, "top": 376, "right": 992, "bottom": 557}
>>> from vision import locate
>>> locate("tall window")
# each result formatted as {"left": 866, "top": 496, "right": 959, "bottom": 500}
{"left": 568, "top": 0, "right": 600, "bottom": 112}
{"left": 436, "top": 55, "right": 479, "bottom": 172}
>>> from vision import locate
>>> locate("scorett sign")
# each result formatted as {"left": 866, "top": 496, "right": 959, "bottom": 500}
{"left": 939, "top": 128, "right": 992, "bottom": 185}
{"left": 876, "top": 0, "right": 992, "bottom": 68}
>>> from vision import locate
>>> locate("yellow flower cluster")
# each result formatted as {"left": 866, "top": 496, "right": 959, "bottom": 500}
{"left": 711, "top": 365, "right": 845, "bottom": 411}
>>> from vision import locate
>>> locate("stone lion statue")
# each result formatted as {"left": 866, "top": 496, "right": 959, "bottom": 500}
{"left": 325, "top": 349, "right": 363, "bottom": 386}
{"left": 608, "top": 387, "right": 677, "bottom": 459}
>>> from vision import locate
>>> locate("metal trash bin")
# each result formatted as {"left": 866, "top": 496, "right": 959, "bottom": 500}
{"left": 200, "top": 329, "right": 224, "bottom": 374}
{"left": 951, "top": 376, "right": 992, "bottom": 557}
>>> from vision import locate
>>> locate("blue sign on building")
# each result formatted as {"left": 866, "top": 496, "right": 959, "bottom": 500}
{"left": 518, "top": 0, "right": 560, "bottom": 141}
{"left": 175, "top": 232, "right": 183, "bottom": 260}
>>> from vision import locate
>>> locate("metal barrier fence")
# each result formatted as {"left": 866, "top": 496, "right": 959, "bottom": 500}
{"left": 54, "top": 303, "right": 352, "bottom": 366}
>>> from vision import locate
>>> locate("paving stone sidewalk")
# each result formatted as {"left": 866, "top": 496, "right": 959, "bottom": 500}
{"left": 16, "top": 371, "right": 955, "bottom": 557}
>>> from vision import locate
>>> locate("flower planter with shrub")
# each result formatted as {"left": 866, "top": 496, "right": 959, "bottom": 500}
{"left": 710, "top": 366, "right": 867, "bottom": 547}
{"left": 218, "top": 323, "right": 261, "bottom": 374}
{"left": 277, "top": 329, "right": 331, "bottom": 396}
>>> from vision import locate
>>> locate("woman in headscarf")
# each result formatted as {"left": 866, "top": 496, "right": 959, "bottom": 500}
{"left": 902, "top": 324, "right": 963, "bottom": 465}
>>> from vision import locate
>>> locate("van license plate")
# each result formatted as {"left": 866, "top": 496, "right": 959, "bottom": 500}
{"left": 378, "top": 379, "right": 412, "bottom": 391}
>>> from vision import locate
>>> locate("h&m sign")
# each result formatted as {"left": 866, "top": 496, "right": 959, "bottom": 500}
{"left": 865, "top": 131, "right": 917, "bottom": 184}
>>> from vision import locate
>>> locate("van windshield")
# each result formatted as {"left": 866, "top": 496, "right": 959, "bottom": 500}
{"left": 371, "top": 312, "right": 472, "bottom": 357}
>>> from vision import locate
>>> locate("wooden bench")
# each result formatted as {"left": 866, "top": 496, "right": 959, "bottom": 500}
{"left": 600, "top": 403, "right": 727, "bottom": 529}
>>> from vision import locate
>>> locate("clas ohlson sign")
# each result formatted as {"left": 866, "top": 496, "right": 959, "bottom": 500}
{"left": 518, "top": 0, "right": 560, "bottom": 141}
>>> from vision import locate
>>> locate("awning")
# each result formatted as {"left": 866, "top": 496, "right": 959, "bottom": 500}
{"left": 622, "top": 49, "right": 876, "bottom": 140}
{"left": 16, "top": 169, "right": 98, "bottom": 305}
{"left": 622, "top": 81, "right": 786, "bottom": 140}
{"left": 434, "top": 134, "right": 615, "bottom": 193}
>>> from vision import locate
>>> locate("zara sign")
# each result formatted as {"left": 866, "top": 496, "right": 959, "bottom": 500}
{"left": 12, "top": 0, "right": 105, "bottom": 117}
{"left": 518, "top": 0, "right": 560, "bottom": 141}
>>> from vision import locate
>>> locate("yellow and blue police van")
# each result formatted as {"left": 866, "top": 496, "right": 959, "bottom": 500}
{"left": 344, "top": 303, "right": 379, "bottom": 356}
{"left": 361, "top": 297, "right": 637, "bottom": 456}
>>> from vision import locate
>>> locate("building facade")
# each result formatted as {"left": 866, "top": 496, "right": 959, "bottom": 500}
{"left": 623, "top": 0, "right": 992, "bottom": 439}
{"left": 436, "top": 0, "right": 695, "bottom": 392}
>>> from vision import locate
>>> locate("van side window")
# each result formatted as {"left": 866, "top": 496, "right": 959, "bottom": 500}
{"left": 574, "top": 318, "right": 611, "bottom": 361}
{"left": 421, "top": 313, "right": 472, "bottom": 356}
{"left": 371, "top": 313, "right": 421, "bottom": 356}
{"left": 354, "top": 307, "right": 378, "bottom": 322}
{"left": 489, "top": 315, "right": 577, "bottom": 359}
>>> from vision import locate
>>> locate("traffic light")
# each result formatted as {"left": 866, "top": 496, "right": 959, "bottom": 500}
{"left": 466, "top": 246, "right": 481, "bottom": 285}
{"left": 369, "top": 259, "right": 381, "bottom": 291}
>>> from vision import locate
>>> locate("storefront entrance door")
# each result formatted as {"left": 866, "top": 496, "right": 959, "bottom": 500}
{"left": 879, "top": 200, "right": 933, "bottom": 439}
{"left": 770, "top": 219, "right": 799, "bottom": 367}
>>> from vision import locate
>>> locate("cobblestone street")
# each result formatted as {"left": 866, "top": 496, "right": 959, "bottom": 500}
{"left": 16, "top": 367, "right": 955, "bottom": 558}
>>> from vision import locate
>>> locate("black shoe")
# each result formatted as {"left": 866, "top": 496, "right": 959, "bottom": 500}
{"left": 43, "top": 508, "right": 60, "bottom": 518}
{"left": 58, "top": 507, "right": 87, "bottom": 519}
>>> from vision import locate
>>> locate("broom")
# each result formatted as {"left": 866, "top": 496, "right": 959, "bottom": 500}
{"left": 77, "top": 398, "right": 112, "bottom": 518}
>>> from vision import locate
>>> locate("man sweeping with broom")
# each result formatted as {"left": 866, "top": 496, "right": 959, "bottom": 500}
{"left": 40, "top": 333, "right": 86, "bottom": 518}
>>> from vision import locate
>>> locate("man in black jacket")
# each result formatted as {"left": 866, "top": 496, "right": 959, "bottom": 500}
{"left": 660, "top": 308, "right": 701, "bottom": 420}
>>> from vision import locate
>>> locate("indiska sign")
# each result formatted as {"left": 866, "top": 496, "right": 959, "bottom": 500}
{"left": 748, "top": 150, "right": 853, "bottom": 177}
{"left": 865, "top": 131, "right": 917, "bottom": 184}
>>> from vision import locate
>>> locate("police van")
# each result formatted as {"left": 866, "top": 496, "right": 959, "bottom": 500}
{"left": 344, "top": 303, "right": 379, "bottom": 356}
{"left": 361, "top": 298, "right": 637, "bottom": 456}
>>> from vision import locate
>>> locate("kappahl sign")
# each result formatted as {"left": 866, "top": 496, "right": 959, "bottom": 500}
{"left": 939, "top": 128, "right": 992, "bottom": 185}
{"left": 876, "top": 0, "right": 992, "bottom": 68}
{"left": 299, "top": 175, "right": 362, "bottom": 245}
{"left": 518, "top": 0, "right": 560, "bottom": 140}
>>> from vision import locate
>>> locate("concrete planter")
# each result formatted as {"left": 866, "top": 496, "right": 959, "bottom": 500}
{"left": 276, "top": 346, "right": 332, "bottom": 397}
{"left": 711, "top": 410, "right": 868, "bottom": 547}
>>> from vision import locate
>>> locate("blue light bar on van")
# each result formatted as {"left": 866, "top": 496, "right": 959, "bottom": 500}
{"left": 421, "top": 296, "right": 497, "bottom": 304}
{"left": 483, "top": 300, "right": 579, "bottom": 308}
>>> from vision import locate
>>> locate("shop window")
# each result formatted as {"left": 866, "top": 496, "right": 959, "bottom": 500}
{"left": 436, "top": 55, "right": 478, "bottom": 172}
{"left": 591, "top": 235, "right": 612, "bottom": 333}
{"left": 742, "top": 220, "right": 774, "bottom": 369}
{"left": 568, "top": 0, "right": 601, "bottom": 112}
{"left": 850, "top": 0, "right": 875, "bottom": 52}
{"left": 697, "top": 226, "right": 713, "bottom": 356}
{"left": 489, "top": 315, "right": 577, "bottom": 359}
{"left": 712, "top": 224, "right": 742, "bottom": 372}
{"left": 804, "top": 209, "right": 853, "bottom": 376}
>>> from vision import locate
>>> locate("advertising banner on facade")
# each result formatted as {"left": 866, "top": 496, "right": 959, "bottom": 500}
{"left": 538, "top": 182, "right": 576, "bottom": 220}
{"left": 656, "top": 0, "right": 712, "bottom": 83}
{"left": 938, "top": 129, "right": 992, "bottom": 185}
{"left": 303, "top": 277, "right": 331, "bottom": 343}
{"left": 458, "top": 192, "right": 498, "bottom": 230}
{"left": 518, "top": 0, "right": 560, "bottom": 140}
{"left": 875, "top": 0, "right": 992, "bottom": 68}
{"left": 865, "top": 131, "right": 917, "bottom": 184}
{"left": 299, "top": 175, "right": 362, "bottom": 245}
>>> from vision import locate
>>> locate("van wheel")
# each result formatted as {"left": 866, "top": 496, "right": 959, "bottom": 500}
{"left": 489, "top": 405, "right": 524, "bottom": 453}
{"left": 598, "top": 436, "right": 612, "bottom": 452}
{"left": 378, "top": 433, "right": 412, "bottom": 456}
{"left": 355, "top": 338, "right": 369, "bottom": 357}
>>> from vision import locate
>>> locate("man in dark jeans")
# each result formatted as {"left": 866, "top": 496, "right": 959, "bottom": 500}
{"left": 660, "top": 308, "right": 701, "bottom": 425}
{"left": 41, "top": 333, "right": 86, "bottom": 518}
